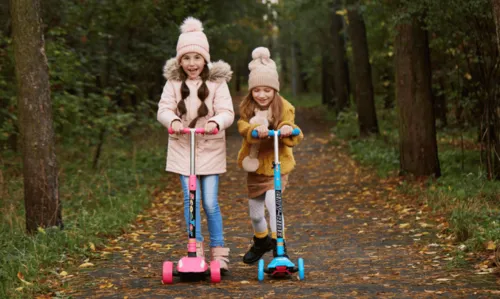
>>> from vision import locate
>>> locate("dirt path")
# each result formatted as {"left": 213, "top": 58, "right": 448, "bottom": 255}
{"left": 53, "top": 105, "right": 498, "bottom": 298}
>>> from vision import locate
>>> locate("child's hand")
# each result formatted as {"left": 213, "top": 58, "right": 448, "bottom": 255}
{"left": 255, "top": 124, "right": 269, "bottom": 138}
{"left": 279, "top": 125, "right": 293, "bottom": 137}
{"left": 204, "top": 121, "right": 218, "bottom": 134}
{"left": 171, "top": 120, "right": 183, "bottom": 134}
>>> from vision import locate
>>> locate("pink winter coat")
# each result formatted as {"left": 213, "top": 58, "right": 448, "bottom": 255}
{"left": 157, "top": 58, "right": 234, "bottom": 176}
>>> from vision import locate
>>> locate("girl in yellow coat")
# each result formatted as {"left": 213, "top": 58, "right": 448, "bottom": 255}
{"left": 237, "top": 47, "right": 303, "bottom": 264}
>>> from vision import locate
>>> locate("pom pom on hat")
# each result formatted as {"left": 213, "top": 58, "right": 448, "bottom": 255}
{"left": 180, "top": 17, "right": 204, "bottom": 33}
{"left": 252, "top": 47, "right": 270, "bottom": 60}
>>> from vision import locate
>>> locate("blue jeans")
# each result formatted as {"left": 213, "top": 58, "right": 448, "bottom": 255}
{"left": 180, "top": 174, "right": 224, "bottom": 247}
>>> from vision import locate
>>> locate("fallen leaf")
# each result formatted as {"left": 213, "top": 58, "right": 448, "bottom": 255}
{"left": 78, "top": 262, "right": 94, "bottom": 268}
{"left": 399, "top": 223, "right": 410, "bottom": 229}
{"left": 436, "top": 278, "right": 453, "bottom": 282}
{"left": 486, "top": 241, "right": 496, "bottom": 250}
{"left": 17, "top": 272, "right": 33, "bottom": 286}
{"left": 419, "top": 222, "right": 434, "bottom": 228}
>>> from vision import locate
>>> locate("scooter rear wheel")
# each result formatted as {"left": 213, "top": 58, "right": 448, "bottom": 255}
{"left": 162, "top": 261, "right": 174, "bottom": 284}
{"left": 298, "top": 258, "right": 305, "bottom": 280}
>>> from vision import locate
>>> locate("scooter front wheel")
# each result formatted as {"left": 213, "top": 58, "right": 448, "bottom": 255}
{"left": 162, "top": 261, "right": 174, "bottom": 284}
{"left": 258, "top": 259, "right": 265, "bottom": 282}
{"left": 210, "top": 260, "right": 221, "bottom": 283}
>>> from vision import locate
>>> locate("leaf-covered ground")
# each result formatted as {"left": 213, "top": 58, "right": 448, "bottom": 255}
{"left": 46, "top": 105, "right": 499, "bottom": 298}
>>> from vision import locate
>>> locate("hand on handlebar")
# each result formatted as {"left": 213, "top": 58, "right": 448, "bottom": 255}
{"left": 255, "top": 124, "right": 269, "bottom": 139}
{"left": 204, "top": 121, "right": 218, "bottom": 134}
{"left": 279, "top": 125, "right": 293, "bottom": 138}
{"left": 170, "top": 120, "right": 184, "bottom": 134}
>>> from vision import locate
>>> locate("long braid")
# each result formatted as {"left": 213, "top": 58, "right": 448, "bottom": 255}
{"left": 176, "top": 66, "right": 210, "bottom": 128}
{"left": 189, "top": 67, "right": 209, "bottom": 127}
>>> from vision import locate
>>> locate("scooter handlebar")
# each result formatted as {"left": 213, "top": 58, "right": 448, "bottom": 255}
{"left": 168, "top": 127, "right": 219, "bottom": 135}
{"left": 251, "top": 128, "right": 301, "bottom": 138}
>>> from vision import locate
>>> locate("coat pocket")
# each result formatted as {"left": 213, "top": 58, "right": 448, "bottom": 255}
{"left": 200, "top": 133, "right": 225, "bottom": 153}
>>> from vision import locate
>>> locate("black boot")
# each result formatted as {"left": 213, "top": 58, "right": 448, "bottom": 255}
{"left": 243, "top": 235, "right": 273, "bottom": 264}
{"left": 272, "top": 239, "right": 289, "bottom": 258}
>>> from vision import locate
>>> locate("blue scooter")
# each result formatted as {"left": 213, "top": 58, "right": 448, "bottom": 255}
{"left": 251, "top": 128, "right": 305, "bottom": 281}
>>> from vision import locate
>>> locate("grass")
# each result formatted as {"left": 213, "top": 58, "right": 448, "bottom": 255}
{"left": 0, "top": 129, "right": 167, "bottom": 298}
{"left": 286, "top": 92, "right": 500, "bottom": 255}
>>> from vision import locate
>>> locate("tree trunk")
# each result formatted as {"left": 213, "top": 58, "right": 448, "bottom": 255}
{"left": 346, "top": 3, "right": 379, "bottom": 136}
{"left": 395, "top": 18, "right": 441, "bottom": 177}
{"left": 493, "top": 0, "right": 500, "bottom": 53}
{"left": 279, "top": 44, "right": 288, "bottom": 88}
{"left": 322, "top": 53, "right": 335, "bottom": 107}
{"left": 331, "top": 1, "right": 350, "bottom": 112}
{"left": 233, "top": 57, "right": 241, "bottom": 93}
{"left": 433, "top": 78, "right": 447, "bottom": 128}
{"left": 291, "top": 41, "right": 298, "bottom": 97}
{"left": 293, "top": 42, "right": 306, "bottom": 94}
{"left": 491, "top": 0, "right": 500, "bottom": 179}
{"left": 11, "top": 0, "right": 63, "bottom": 232}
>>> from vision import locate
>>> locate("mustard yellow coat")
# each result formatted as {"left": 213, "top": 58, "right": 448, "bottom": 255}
{"left": 237, "top": 98, "right": 304, "bottom": 176}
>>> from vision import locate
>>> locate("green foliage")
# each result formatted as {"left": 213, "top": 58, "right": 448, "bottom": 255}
{"left": 0, "top": 132, "right": 165, "bottom": 298}
{"left": 280, "top": 91, "right": 323, "bottom": 108}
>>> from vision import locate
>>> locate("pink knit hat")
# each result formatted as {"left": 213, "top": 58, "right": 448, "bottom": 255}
{"left": 248, "top": 47, "right": 279, "bottom": 91}
{"left": 176, "top": 17, "right": 210, "bottom": 63}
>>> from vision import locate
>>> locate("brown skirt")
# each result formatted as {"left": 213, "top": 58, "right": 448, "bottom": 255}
{"left": 247, "top": 172, "right": 289, "bottom": 199}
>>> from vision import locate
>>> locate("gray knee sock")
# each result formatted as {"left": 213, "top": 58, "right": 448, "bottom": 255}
{"left": 248, "top": 193, "right": 268, "bottom": 237}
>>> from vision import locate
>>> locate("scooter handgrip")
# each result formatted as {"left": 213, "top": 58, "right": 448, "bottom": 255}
{"left": 196, "top": 128, "right": 218, "bottom": 134}
{"left": 168, "top": 128, "right": 191, "bottom": 134}
{"left": 251, "top": 128, "right": 301, "bottom": 138}
{"left": 291, "top": 128, "right": 301, "bottom": 136}
{"left": 168, "top": 127, "right": 219, "bottom": 135}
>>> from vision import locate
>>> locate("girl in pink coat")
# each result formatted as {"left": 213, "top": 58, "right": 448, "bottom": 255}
{"left": 157, "top": 17, "right": 234, "bottom": 272}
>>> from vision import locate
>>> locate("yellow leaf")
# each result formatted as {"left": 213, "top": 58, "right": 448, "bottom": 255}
{"left": 486, "top": 241, "right": 496, "bottom": 250}
{"left": 240, "top": 280, "right": 250, "bottom": 284}
{"left": 37, "top": 227, "right": 46, "bottom": 234}
{"left": 399, "top": 223, "right": 410, "bottom": 229}
{"left": 464, "top": 73, "right": 472, "bottom": 80}
{"left": 59, "top": 271, "right": 68, "bottom": 277}
{"left": 419, "top": 222, "right": 434, "bottom": 228}
{"left": 15, "top": 287, "right": 23, "bottom": 292}
{"left": 17, "top": 272, "right": 33, "bottom": 286}
{"left": 78, "top": 262, "right": 94, "bottom": 268}
{"left": 89, "top": 242, "right": 96, "bottom": 252}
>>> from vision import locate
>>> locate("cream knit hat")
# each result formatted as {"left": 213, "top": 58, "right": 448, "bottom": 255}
{"left": 248, "top": 47, "right": 279, "bottom": 91}
{"left": 176, "top": 17, "right": 210, "bottom": 63}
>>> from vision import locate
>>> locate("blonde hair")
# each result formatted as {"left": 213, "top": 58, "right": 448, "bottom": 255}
{"left": 239, "top": 90, "right": 283, "bottom": 129}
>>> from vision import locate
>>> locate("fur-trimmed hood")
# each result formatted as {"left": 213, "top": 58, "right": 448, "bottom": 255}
{"left": 163, "top": 58, "right": 232, "bottom": 83}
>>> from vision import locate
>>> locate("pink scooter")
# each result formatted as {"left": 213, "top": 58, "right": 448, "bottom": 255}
{"left": 162, "top": 127, "right": 221, "bottom": 284}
